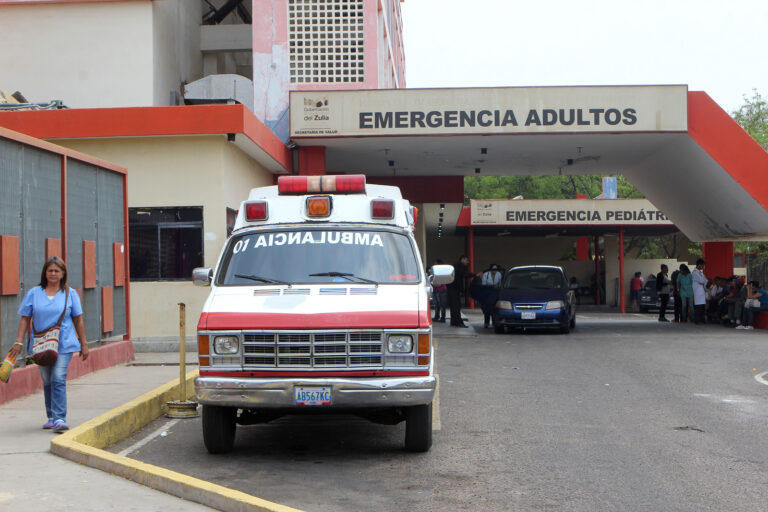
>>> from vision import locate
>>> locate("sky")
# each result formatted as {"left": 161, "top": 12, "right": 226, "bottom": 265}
{"left": 400, "top": 0, "right": 767, "bottom": 114}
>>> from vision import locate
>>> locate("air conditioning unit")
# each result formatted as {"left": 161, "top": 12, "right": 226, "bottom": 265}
{"left": 183, "top": 74, "right": 253, "bottom": 113}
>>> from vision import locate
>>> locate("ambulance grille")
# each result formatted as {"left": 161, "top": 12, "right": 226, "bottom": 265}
{"left": 242, "top": 331, "right": 383, "bottom": 368}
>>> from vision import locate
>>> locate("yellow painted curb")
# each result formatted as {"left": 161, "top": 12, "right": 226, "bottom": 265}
{"left": 50, "top": 369, "right": 304, "bottom": 512}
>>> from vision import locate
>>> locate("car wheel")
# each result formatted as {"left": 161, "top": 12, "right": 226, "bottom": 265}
{"left": 569, "top": 315, "right": 576, "bottom": 329}
{"left": 559, "top": 320, "right": 571, "bottom": 334}
{"left": 494, "top": 323, "right": 506, "bottom": 334}
{"left": 202, "top": 405, "right": 237, "bottom": 454}
{"left": 405, "top": 403, "right": 432, "bottom": 452}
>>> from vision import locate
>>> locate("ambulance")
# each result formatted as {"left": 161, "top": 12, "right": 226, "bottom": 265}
{"left": 193, "top": 174, "right": 454, "bottom": 453}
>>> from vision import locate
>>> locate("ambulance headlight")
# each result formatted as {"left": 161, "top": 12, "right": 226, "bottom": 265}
{"left": 213, "top": 335, "right": 239, "bottom": 355}
{"left": 387, "top": 335, "right": 413, "bottom": 353}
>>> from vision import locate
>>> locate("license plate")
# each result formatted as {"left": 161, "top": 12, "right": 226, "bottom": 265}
{"left": 521, "top": 311, "right": 536, "bottom": 320}
{"left": 295, "top": 386, "right": 332, "bottom": 406}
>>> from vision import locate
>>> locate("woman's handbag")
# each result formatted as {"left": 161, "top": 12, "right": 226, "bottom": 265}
{"left": 32, "top": 288, "right": 68, "bottom": 366}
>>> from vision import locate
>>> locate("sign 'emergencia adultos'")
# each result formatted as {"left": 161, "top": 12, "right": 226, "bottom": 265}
{"left": 290, "top": 85, "right": 688, "bottom": 137}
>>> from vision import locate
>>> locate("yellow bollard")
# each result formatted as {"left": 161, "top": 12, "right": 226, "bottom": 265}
{"left": 179, "top": 302, "right": 187, "bottom": 402}
{"left": 166, "top": 302, "right": 198, "bottom": 418}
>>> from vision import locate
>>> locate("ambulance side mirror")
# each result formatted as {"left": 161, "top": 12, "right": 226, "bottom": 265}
{"left": 430, "top": 264, "right": 454, "bottom": 287}
{"left": 192, "top": 267, "right": 213, "bottom": 286}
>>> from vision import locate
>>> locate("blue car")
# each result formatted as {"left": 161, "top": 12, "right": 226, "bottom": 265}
{"left": 493, "top": 265, "right": 576, "bottom": 334}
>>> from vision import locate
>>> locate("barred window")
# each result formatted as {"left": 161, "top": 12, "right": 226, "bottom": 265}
{"left": 288, "top": 0, "right": 365, "bottom": 84}
{"left": 129, "top": 207, "right": 203, "bottom": 281}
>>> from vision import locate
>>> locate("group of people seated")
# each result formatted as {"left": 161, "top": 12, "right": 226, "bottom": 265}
{"left": 706, "top": 276, "right": 768, "bottom": 330}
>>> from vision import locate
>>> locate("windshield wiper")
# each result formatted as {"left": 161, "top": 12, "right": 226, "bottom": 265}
{"left": 309, "top": 272, "right": 378, "bottom": 287}
{"left": 234, "top": 274, "right": 291, "bottom": 287}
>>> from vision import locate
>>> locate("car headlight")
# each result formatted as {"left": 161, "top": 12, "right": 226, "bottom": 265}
{"left": 545, "top": 300, "right": 565, "bottom": 310}
{"left": 496, "top": 300, "right": 513, "bottom": 310}
{"left": 387, "top": 334, "right": 413, "bottom": 353}
{"left": 641, "top": 295, "right": 650, "bottom": 300}
{"left": 213, "top": 335, "right": 239, "bottom": 354}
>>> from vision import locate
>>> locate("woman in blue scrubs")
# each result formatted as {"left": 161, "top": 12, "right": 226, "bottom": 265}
{"left": 8, "top": 257, "right": 89, "bottom": 433}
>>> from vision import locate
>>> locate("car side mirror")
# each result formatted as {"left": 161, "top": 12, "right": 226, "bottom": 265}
{"left": 430, "top": 264, "right": 454, "bottom": 287}
{"left": 192, "top": 267, "right": 213, "bottom": 286}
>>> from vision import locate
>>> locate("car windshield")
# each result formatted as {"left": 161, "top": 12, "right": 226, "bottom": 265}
{"left": 217, "top": 228, "right": 421, "bottom": 285}
{"left": 502, "top": 268, "right": 565, "bottom": 289}
{"left": 644, "top": 280, "right": 657, "bottom": 291}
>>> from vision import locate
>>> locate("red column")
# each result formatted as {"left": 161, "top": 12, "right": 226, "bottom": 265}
{"left": 297, "top": 146, "right": 326, "bottom": 175}
{"left": 702, "top": 242, "right": 734, "bottom": 279}
{"left": 619, "top": 227, "right": 625, "bottom": 313}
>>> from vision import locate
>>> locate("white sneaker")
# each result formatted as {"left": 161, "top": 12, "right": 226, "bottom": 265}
{"left": 745, "top": 326, "right": 754, "bottom": 330}
{"left": 735, "top": 325, "right": 747, "bottom": 329}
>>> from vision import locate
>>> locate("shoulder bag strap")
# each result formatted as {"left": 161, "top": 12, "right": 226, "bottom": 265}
{"left": 54, "top": 287, "right": 69, "bottom": 328}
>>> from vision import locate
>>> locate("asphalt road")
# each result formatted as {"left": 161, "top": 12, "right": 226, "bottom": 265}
{"left": 111, "top": 313, "right": 768, "bottom": 512}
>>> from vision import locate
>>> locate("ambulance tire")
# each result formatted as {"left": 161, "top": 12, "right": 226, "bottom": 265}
{"left": 405, "top": 403, "right": 432, "bottom": 452}
{"left": 202, "top": 405, "right": 237, "bottom": 454}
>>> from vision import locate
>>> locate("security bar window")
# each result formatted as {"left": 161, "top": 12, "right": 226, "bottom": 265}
{"left": 129, "top": 207, "right": 203, "bottom": 281}
{"left": 288, "top": 0, "right": 365, "bottom": 84}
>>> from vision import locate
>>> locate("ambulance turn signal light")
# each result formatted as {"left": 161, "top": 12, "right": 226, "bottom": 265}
{"left": 278, "top": 174, "right": 366, "bottom": 195}
{"left": 306, "top": 196, "right": 331, "bottom": 217}
{"left": 371, "top": 199, "right": 394, "bottom": 219}
{"left": 244, "top": 201, "right": 268, "bottom": 221}
{"left": 198, "top": 334, "right": 210, "bottom": 367}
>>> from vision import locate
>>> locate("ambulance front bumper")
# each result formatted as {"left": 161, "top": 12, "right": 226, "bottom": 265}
{"left": 195, "top": 375, "right": 436, "bottom": 408}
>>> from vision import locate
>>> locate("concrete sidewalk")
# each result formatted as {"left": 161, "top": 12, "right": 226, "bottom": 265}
{"left": 0, "top": 353, "right": 215, "bottom": 511}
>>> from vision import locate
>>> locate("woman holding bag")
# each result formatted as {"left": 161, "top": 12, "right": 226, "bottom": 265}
{"left": 7, "top": 257, "right": 88, "bottom": 433}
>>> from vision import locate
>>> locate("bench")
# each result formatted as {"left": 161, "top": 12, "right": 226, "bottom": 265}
{"left": 756, "top": 310, "right": 768, "bottom": 330}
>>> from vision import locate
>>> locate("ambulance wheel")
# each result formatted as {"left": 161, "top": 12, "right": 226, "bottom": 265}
{"left": 404, "top": 403, "right": 432, "bottom": 452}
{"left": 202, "top": 405, "right": 237, "bottom": 454}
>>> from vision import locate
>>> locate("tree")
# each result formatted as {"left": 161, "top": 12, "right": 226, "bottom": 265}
{"left": 732, "top": 89, "right": 768, "bottom": 151}
{"left": 463, "top": 175, "right": 642, "bottom": 202}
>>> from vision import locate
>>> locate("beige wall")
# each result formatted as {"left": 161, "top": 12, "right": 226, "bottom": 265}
{"left": 0, "top": 1, "right": 205, "bottom": 109}
{"left": 57, "top": 136, "right": 273, "bottom": 339}
{"left": 0, "top": 2, "right": 155, "bottom": 107}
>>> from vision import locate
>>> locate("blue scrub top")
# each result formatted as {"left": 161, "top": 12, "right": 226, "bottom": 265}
{"left": 18, "top": 287, "right": 84, "bottom": 354}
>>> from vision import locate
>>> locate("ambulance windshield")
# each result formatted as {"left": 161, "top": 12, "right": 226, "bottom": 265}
{"left": 218, "top": 229, "right": 421, "bottom": 285}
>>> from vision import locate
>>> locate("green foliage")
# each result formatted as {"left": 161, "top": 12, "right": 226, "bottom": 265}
{"left": 624, "top": 235, "right": 681, "bottom": 259}
{"left": 732, "top": 89, "right": 768, "bottom": 150}
{"left": 464, "top": 175, "right": 643, "bottom": 201}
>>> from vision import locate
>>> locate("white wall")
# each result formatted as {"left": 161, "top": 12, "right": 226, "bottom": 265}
{"left": 0, "top": 2, "right": 155, "bottom": 107}
{"left": 0, "top": 1, "right": 205, "bottom": 108}
{"left": 152, "top": 0, "right": 204, "bottom": 105}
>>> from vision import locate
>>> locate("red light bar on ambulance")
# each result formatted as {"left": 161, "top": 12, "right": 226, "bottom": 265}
{"left": 371, "top": 199, "right": 394, "bottom": 219}
{"left": 244, "top": 201, "right": 268, "bottom": 221}
{"left": 278, "top": 174, "right": 366, "bottom": 195}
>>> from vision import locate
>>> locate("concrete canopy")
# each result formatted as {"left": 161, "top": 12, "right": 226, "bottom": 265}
{"left": 290, "top": 87, "right": 768, "bottom": 242}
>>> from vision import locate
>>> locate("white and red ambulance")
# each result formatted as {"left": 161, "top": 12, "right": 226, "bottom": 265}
{"left": 193, "top": 174, "right": 453, "bottom": 453}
